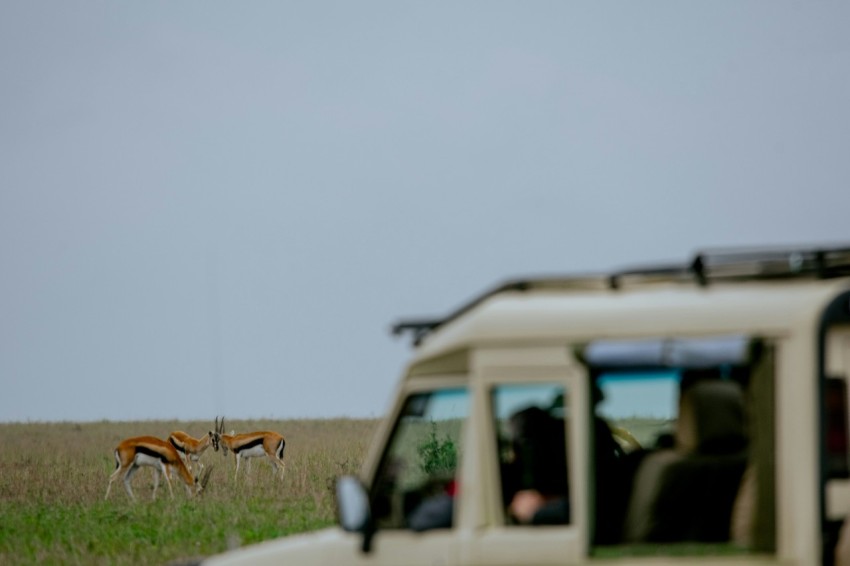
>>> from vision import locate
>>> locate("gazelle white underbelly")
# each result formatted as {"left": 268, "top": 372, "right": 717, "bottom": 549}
{"left": 237, "top": 444, "right": 266, "bottom": 459}
{"left": 134, "top": 453, "right": 163, "bottom": 468}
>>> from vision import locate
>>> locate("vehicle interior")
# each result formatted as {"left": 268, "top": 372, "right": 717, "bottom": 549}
{"left": 580, "top": 334, "right": 776, "bottom": 556}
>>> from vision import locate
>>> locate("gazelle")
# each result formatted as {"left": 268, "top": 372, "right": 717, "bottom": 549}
{"left": 105, "top": 436, "right": 213, "bottom": 501}
{"left": 168, "top": 430, "right": 216, "bottom": 474}
{"left": 211, "top": 417, "right": 286, "bottom": 480}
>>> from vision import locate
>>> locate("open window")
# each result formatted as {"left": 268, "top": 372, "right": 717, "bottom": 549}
{"left": 492, "top": 383, "right": 571, "bottom": 527}
{"left": 580, "top": 335, "right": 776, "bottom": 557}
{"left": 371, "top": 388, "right": 469, "bottom": 532}
{"left": 474, "top": 362, "right": 587, "bottom": 566}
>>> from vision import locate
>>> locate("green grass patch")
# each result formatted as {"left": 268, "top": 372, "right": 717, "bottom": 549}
{"left": 0, "top": 418, "right": 377, "bottom": 565}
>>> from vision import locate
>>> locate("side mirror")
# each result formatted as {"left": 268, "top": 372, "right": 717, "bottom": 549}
{"left": 336, "top": 475, "right": 375, "bottom": 553}
{"left": 336, "top": 475, "right": 370, "bottom": 532}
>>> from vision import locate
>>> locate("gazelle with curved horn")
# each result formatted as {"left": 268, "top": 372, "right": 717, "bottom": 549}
{"left": 167, "top": 430, "right": 217, "bottom": 474}
{"left": 211, "top": 417, "right": 286, "bottom": 481}
{"left": 105, "top": 435, "right": 214, "bottom": 501}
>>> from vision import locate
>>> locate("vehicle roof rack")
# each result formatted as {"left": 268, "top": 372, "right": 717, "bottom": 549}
{"left": 391, "top": 243, "right": 850, "bottom": 346}
{"left": 688, "top": 245, "right": 850, "bottom": 284}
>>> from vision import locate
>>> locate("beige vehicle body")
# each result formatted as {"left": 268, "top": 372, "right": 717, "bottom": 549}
{"left": 205, "top": 245, "right": 850, "bottom": 566}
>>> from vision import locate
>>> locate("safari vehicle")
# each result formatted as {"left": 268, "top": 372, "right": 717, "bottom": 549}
{"left": 204, "top": 244, "right": 850, "bottom": 566}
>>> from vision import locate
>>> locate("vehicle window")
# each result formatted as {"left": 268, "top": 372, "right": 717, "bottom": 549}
{"left": 825, "top": 325, "right": 850, "bottom": 565}
{"left": 595, "top": 369, "right": 752, "bottom": 547}
{"left": 492, "top": 383, "right": 570, "bottom": 526}
{"left": 582, "top": 337, "right": 779, "bottom": 558}
{"left": 596, "top": 371, "right": 679, "bottom": 451}
{"left": 591, "top": 372, "right": 681, "bottom": 545}
{"left": 371, "top": 388, "right": 469, "bottom": 531}
{"left": 826, "top": 377, "right": 850, "bottom": 479}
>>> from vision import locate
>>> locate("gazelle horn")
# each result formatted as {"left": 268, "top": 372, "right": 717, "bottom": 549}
{"left": 200, "top": 466, "right": 214, "bottom": 491}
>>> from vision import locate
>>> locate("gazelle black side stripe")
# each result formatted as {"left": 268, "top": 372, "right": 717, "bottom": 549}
{"left": 234, "top": 436, "right": 265, "bottom": 453}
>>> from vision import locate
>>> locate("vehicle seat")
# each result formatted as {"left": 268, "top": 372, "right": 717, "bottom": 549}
{"left": 624, "top": 379, "right": 748, "bottom": 543}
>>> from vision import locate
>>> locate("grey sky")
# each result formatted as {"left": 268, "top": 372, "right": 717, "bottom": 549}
{"left": 2, "top": 2, "right": 848, "bottom": 423}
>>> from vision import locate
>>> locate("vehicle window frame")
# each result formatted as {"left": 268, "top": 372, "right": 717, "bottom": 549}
{"left": 490, "top": 381, "right": 571, "bottom": 527}
{"left": 582, "top": 335, "right": 776, "bottom": 558}
{"left": 472, "top": 361, "right": 590, "bottom": 564}
{"left": 368, "top": 376, "right": 470, "bottom": 532}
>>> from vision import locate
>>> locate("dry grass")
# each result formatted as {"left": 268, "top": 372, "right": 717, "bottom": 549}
{"left": 0, "top": 418, "right": 378, "bottom": 565}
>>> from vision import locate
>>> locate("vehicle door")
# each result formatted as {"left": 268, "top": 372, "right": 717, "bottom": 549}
{"left": 461, "top": 348, "right": 590, "bottom": 565}
{"left": 341, "top": 377, "right": 470, "bottom": 566}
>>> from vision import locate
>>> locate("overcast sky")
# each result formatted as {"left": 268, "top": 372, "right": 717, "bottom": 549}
{"left": 2, "top": 2, "right": 848, "bottom": 423}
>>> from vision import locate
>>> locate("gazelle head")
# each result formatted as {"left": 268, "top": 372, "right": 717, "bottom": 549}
{"left": 207, "top": 430, "right": 218, "bottom": 452}
{"left": 212, "top": 417, "right": 228, "bottom": 455}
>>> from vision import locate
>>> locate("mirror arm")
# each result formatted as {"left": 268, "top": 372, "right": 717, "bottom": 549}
{"left": 361, "top": 515, "right": 376, "bottom": 554}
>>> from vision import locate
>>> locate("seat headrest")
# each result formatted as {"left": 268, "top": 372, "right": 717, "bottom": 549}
{"left": 676, "top": 380, "right": 747, "bottom": 455}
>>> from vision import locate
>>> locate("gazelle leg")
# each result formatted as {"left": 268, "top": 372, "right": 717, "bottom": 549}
{"left": 123, "top": 465, "right": 139, "bottom": 501}
{"left": 273, "top": 440, "right": 286, "bottom": 479}
{"left": 105, "top": 450, "right": 124, "bottom": 500}
{"left": 152, "top": 467, "right": 161, "bottom": 500}
{"left": 265, "top": 454, "right": 285, "bottom": 479}
{"left": 160, "top": 462, "right": 175, "bottom": 499}
{"left": 105, "top": 465, "right": 124, "bottom": 500}
{"left": 234, "top": 454, "right": 241, "bottom": 481}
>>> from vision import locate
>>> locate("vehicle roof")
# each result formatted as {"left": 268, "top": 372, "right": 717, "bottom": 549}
{"left": 394, "top": 245, "right": 850, "bottom": 367}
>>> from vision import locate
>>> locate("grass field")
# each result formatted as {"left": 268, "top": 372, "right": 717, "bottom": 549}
{"left": 0, "top": 418, "right": 379, "bottom": 565}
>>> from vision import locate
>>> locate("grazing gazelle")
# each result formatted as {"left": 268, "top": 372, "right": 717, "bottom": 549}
{"left": 168, "top": 430, "right": 217, "bottom": 474}
{"left": 211, "top": 417, "right": 286, "bottom": 480}
{"left": 104, "top": 436, "right": 213, "bottom": 501}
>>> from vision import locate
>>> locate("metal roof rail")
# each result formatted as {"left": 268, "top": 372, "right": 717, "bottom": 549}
{"left": 391, "top": 243, "right": 850, "bottom": 346}
{"left": 391, "top": 280, "right": 531, "bottom": 346}
{"left": 391, "top": 319, "right": 442, "bottom": 346}
{"left": 691, "top": 244, "right": 850, "bottom": 283}
{"left": 608, "top": 263, "right": 692, "bottom": 290}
